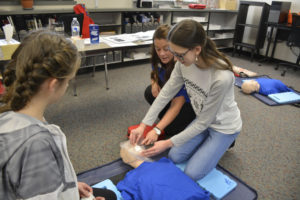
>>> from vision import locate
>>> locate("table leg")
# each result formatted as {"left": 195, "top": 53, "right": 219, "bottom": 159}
{"left": 92, "top": 56, "right": 96, "bottom": 77}
{"left": 104, "top": 54, "right": 109, "bottom": 90}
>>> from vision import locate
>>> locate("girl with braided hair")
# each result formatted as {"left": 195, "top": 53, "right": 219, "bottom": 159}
{"left": 130, "top": 19, "right": 242, "bottom": 181}
{"left": 0, "top": 30, "right": 116, "bottom": 200}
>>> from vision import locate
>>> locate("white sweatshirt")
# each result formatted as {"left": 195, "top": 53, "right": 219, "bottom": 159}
{"left": 142, "top": 61, "right": 242, "bottom": 146}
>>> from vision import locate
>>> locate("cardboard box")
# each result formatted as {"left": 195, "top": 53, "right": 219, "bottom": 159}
{"left": 0, "top": 39, "right": 20, "bottom": 61}
{"left": 219, "top": 0, "right": 238, "bottom": 10}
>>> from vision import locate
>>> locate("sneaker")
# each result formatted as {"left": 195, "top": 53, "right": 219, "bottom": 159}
{"left": 228, "top": 140, "right": 235, "bottom": 149}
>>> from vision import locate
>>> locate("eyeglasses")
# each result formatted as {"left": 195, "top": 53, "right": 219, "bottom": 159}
{"left": 168, "top": 47, "right": 191, "bottom": 61}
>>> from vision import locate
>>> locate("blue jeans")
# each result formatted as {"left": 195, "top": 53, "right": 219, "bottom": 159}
{"left": 168, "top": 128, "right": 240, "bottom": 181}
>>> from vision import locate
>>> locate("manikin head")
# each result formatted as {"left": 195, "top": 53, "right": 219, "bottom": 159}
{"left": 241, "top": 80, "right": 260, "bottom": 94}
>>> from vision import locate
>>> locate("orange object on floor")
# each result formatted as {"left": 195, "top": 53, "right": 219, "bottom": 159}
{"left": 127, "top": 124, "right": 165, "bottom": 141}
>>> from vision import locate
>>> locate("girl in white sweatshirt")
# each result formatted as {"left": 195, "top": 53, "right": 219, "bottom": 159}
{"left": 130, "top": 19, "right": 242, "bottom": 180}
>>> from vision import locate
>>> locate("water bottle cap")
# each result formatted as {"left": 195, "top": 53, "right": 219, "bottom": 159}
{"left": 73, "top": 17, "right": 77, "bottom": 20}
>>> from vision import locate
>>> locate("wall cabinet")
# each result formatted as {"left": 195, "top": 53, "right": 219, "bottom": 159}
{"left": 89, "top": 12, "right": 122, "bottom": 35}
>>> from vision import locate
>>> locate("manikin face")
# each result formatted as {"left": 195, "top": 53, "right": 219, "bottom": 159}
{"left": 154, "top": 38, "right": 174, "bottom": 64}
{"left": 241, "top": 80, "right": 259, "bottom": 94}
{"left": 168, "top": 42, "right": 199, "bottom": 66}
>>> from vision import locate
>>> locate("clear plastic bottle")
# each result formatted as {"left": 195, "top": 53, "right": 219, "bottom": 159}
{"left": 71, "top": 17, "right": 80, "bottom": 37}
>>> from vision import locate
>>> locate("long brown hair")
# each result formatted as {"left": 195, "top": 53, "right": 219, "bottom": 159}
{"left": 150, "top": 24, "right": 175, "bottom": 85}
{"left": 167, "top": 19, "right": 233, "bottom": 71}
{"left": 0, "top": 30, "right": 80, "bottom": 113}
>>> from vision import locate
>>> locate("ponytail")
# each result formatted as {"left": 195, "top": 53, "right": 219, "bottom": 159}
{"left": 201, "top": 38, "right": 233, "bottom": 71}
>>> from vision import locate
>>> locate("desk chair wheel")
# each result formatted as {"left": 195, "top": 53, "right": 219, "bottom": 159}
{"left": 281, "top": 69, "right": 287, "bottom": 76}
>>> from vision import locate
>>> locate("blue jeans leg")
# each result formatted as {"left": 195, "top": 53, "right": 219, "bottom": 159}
{"left": 169, "top": 128, "right": 240, "bottom": 181}
{"left": 168, "top": 129, "right": 210, "bottom": 163}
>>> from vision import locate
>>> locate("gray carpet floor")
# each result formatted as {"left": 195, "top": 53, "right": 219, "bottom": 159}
{"left": 45, "top": 54, "right": 300, "bottom": 200}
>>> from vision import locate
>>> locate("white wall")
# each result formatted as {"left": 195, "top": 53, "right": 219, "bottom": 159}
{"left": 0, "top": 0, "right": 133, "bottom": 11}
{"left": 75, "top": 0, "right": 133, "bottom": 9}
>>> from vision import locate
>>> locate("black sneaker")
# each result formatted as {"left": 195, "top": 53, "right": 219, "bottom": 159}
{"left": 229, "top": 140, "right": 235, "bottom": 149}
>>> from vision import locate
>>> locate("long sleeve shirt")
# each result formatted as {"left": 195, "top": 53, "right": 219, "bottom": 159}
{"left": 142, "top": 61, "right": 242, "bottom": 146}
{"left": 0, "top": 111, "right": 79, "bottom": 200}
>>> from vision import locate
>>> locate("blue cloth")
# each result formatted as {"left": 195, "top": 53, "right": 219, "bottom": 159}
{"left": 256, "top": 78, "right": 293, "bottom": 96}
{"left": 117, "top": 157, "right": 210, "bottom": 200}
{"left": 153, "top": 65, "right": 190, "bottom": 102}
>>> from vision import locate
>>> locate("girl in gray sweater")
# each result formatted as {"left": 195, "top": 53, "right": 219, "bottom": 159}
{"left": 130, "top": 19, "right": 242, "bottom": 180}
{"left": 0, "top": 30, "right": 115, "bottom": 200}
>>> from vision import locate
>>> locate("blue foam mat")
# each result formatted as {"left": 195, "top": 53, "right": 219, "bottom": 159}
{"left": 77, "top": 158, "right": 257, "bottom": 200}
{"left": 235, "top": 75, "right": 300, "bottom": 106}
{"left": 176, "top": 163, "right": 237, "bottom": 199}
{"left": 268, "top": 92, "right": 300, "bottom": 104}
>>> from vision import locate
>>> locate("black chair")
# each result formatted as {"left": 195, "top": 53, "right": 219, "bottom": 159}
{"left": 57, "top": 13, "right": 84, "bottom": 37}
{"left": 275, "top": 24, "right": 300, "bottom": 76}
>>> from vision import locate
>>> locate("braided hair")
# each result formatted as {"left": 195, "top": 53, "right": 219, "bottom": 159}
{"left": 167, "top": 19, "right": 233, "bottom": 71}
{"left": 0, "top": 30, "right": 80, "bottom": 113}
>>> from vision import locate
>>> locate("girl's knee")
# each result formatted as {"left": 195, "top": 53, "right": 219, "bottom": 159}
{"left": 168, "top": 150, "right": 184, "bottom": 163}
{"left": 168, "top": 152, "right": 180, "bottom": 163}
{"left": 184, "top": 167, "right": 207, "bottom": 181}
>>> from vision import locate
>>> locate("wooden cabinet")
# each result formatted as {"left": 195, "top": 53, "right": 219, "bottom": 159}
{"left": 0, "top": 8, "right": 237, "bottom": 65}
{"left": 170, "top": 10, "right": 237, "bottom": 50}
{"left": 208, "top": 11, "right": 236, "bottom": 50}
{"left": 89, "top": 12, "right": 122, "bottom": 35}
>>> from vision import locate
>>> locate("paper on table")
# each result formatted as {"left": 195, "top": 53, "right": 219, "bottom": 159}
{"left": 100, "top": 37, "right": 137, "bottom": 47}
{"left": 102, "top": 30, "right": 155, "bottom": 44}
{"left": 0, "top": 39, "right": 20, "bottom": 46}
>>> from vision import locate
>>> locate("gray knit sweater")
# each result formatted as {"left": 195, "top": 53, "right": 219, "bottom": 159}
{"left": 0, "top": 111, "right": 79, "bottom": 200}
